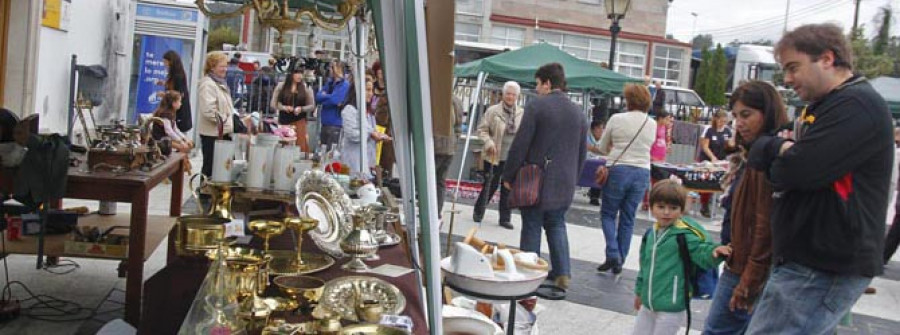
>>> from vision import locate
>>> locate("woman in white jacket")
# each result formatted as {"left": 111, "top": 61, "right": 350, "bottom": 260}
{"left": 341, "top": 79, "right": 390, "bottom": 175}
{"left": 196, "top": 52, "right": 235, "bottom": 177}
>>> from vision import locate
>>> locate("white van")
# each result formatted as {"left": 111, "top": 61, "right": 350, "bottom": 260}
{"left": 658, "top": 86, "right": 706, "bottom": 107}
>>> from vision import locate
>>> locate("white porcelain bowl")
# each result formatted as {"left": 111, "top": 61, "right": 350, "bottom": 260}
{"left": 441, "top": 257, "right": 547, "bottom": 298}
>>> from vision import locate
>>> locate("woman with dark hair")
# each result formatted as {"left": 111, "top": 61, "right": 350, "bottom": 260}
{"left": 697, "top": 110, "right": 735, "bottom": 217}
{"left": 152, "top": 91, "right": 194, "bottom": 174}
{"left": 340, "top": 78, "right": 391, "bottom": 174}
{"left": 703, "top": 80, "right": 788, "bottom": 334}
{"left": 159, "top": 50, "right": 192, "bottom": 132}
{"left": 271, "top": 68, "right": 315, "bottom": 152}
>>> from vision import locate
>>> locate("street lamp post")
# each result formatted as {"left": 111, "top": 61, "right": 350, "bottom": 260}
{"left": 605, "top": 0, "right": 632, "bottom": 71}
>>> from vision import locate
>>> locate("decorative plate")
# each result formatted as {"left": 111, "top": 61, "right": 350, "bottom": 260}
{"left": 317, "top": 276, "right": 406, "bottom": 322}
{"left": 376, "top": 232, "right": 402, "bottom": 247}
{"left": 296, "top": 170, "right": 355, "bottom": 258}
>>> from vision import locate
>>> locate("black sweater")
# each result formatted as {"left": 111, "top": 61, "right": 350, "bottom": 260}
{"left": 749, "top": 76, "right": 892, "bottom": 276}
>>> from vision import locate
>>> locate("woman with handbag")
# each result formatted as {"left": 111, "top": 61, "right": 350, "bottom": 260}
{"left": 196, "top": 52, "right": 235, "bottom": 178}
{"left": 595, "top": 83, "right": 657, "bottom": 274}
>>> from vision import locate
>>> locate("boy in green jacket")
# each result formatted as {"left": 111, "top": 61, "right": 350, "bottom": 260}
{"left": 633, "top": 180, "right": 731, "bottom": 335}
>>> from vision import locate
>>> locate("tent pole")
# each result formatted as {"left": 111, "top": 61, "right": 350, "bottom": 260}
{"left": 353, "top": 16, "right": 369, "bottom": 174}
{"left": 451, "top": 71, "right": 487, "bottom": 208}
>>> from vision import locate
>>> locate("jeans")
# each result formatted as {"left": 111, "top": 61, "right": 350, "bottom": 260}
{"left": 434, "top": 154, "right": 454, "bottom": 215}
{"left": 600, "top": 165, "right": 650, "bottom": 263}
{"left": 520, "top": 206, "right": 570, "bottom": 279}
{"left": 703, "top": 270, "right": 752, "bottom": 335}
{"left": 320, "top": 125, "right": 342, "bottom": 150}
{"left": 745, "top": 262, "right": 871, "bottom": 335}
{"left": 474, "top": 161, "right": 511, "bottom": 223}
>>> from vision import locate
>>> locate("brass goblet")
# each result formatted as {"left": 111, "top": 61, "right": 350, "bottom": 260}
{"left": 248, "top": 220, "right": 285, "bottom": 253}
{"left": 283, "top": 216, "right": 319, "bottom": 271}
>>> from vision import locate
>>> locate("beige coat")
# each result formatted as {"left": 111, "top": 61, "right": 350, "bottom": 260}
{"left": 477, "top": 103, "right": 524, "bottom": 164}
{"left": 196, "top": 76, "right": 235, "bottom": 137}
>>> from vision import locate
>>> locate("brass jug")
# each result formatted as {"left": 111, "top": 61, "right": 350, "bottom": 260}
{"left": 189, "top": 173, "right": 236, "bottom": 220}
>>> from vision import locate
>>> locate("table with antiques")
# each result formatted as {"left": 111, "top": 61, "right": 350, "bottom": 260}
{"left": 141, "top": 169, "right": 424, "bottom": 334}
{"left": 0, "top": 152, "right": 185, "bottom": 326}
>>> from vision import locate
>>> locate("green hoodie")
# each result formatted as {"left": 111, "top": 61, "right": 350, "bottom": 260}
{"left": 634, "top": 217, "right": 723, "bottom": 313}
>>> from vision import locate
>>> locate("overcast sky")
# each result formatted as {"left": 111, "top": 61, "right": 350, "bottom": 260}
{"left": 664, "top": 0, "right": 900, "bottom": 45}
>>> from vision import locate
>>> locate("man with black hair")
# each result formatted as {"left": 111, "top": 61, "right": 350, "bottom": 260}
{"left": 503, "top": 62, "right": 588, "bottom": 290}
{"left": 746, "top": 23, "right": 892, "bottom": 334}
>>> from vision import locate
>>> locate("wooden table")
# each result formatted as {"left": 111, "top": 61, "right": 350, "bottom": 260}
{"left": 0, "top": 153, "right": 185, "bottom": 326}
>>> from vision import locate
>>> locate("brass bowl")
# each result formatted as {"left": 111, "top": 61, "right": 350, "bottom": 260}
{"left": 175, "top": 215, "right": 230, "bottom": 256}
{"left": 272, "top": 275, "right": 326, "bottom": 304}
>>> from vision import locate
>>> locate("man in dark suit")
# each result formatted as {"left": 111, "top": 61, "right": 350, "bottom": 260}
{"left": 503, "top": 63, "right": 588, "bottom": 290}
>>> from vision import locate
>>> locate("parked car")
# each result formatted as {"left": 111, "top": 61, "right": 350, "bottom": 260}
{"left": 659, "top": 86, "right": 706, "bottom": 107}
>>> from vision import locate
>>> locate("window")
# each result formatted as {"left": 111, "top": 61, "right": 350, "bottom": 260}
{"left": 652, "top": 45, "right": 684, "bottom": 87}
{"left": 456, "top": 0, "right": 484, "bottom": 16}
{"left": 614, "top": 41, "right": 646, "bottom": 78}
{"left": 534, "top": 31, "right": 563, "bottom": 46}
{"left": 268, "top": 27, "right": 347, "bottom": 60}
{"left": 456, "top": 22, "right": 481, "bottom": 42}
{"left": 490, "top": 26, "right": 525, "bottom": 47}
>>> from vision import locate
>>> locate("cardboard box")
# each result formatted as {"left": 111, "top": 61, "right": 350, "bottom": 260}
{"left": 64, "top": 241, "right": 128, "bottom": 259}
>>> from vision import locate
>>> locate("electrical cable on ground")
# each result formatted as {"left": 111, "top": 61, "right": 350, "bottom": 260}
{"left": 0, "top": 229, "right": 95, "bottom": 322}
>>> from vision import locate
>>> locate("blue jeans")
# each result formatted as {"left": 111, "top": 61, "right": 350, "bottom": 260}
{"left": 745, "top": 262, "right": 871, "bottom": 334}
{"left": 703, "top": 270, "right": 752, "bottom": 335}
{"left": 600, "top": 165, "right": 649, "bottom": 263}
{"left": 520, "top": 207, "right": 570, "bottom": 279}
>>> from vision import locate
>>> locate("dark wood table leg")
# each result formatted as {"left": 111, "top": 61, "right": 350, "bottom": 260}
{"left": 170, "top": 155, "right": 184, "bottom": 217}
{"left": 168, "top": 156, "right": 184, "bottom": 264}
{"left": 125, "top": 191, "right": 149, "bottom": 327}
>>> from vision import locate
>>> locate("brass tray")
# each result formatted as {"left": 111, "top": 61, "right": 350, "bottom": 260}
{"left": 341, "top": 324, "right": 410, "bottom": 335}
{"left": 318, "top": 276, "right": 406, "bottom": 322}
{"left": 267, "top": 250, "right": 335, "bottom": 276}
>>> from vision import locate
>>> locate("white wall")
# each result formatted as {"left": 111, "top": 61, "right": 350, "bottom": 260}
{"left": 33, "top": 0, "right": 122, "bottom": 134}
{"left": 3, "top": 0, "right": 39, "bottom": 116}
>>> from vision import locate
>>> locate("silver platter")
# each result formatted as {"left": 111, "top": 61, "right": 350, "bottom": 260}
{"left": 318, "top": 276, "right": 406, "bottom": 322}
{"left": 296, "top": 170, "right": 355, "bottom": 258}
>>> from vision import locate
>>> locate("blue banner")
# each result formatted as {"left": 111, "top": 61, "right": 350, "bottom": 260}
{"left": 135, "top": 35, "right": 184, "bottom": 116}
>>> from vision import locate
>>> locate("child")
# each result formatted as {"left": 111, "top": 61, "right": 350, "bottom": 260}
{"left": 650, "top": 109, "right": 672, "bottom": 163}
{"left": 633, "top": 180, "right": 731, "bottom": 335}
{"left": 586, "top": 119, "right": 605, "bottom": 205}
{"left": 152, "top": 91, "right": 194, "bottom": 173}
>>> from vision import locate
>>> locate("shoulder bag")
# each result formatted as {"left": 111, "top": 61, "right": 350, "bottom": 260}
{"left": 595, "top": 114, "right": 650, "bottom": 186}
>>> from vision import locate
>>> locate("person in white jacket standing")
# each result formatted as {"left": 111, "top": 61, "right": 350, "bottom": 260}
{"left": 196, "top": 52, "right": 235, "bottom": 177}
{"left": 341, "top": 78, "right": 390, "bottom": 175}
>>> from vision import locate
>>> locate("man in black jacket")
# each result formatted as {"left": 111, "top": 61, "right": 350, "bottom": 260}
{"left": 502, "top": 63, "right": 588, "bottom": 290}
{"left": 745, "top": 24, "right": 892, "bottom": 334}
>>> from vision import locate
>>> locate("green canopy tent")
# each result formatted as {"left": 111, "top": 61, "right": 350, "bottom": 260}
{"left": 454, "top": 42, "right": 641, "bottom": 94}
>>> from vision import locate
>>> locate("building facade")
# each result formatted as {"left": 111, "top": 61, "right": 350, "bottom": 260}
{"left": 455, "top": 0, "right": 692, "bottom": 88}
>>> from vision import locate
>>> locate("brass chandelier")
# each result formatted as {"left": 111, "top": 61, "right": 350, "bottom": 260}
{"left": 195, "top": 0, "right": 364, "bottom": 49}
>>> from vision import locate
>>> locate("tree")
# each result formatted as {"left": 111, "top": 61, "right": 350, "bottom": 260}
{"left": 694, "top": 48, "right": 712, "bottom": 100}
{"left": 873, "top": 6, "right": 893, "bottom": 55}
{"left": 707, "top": 44, "right": 729, "bottom": 106}
{"left": 207, "top": 26, "right": 239, "bottom": 52}
{"left": 692, "top": 34, "right": 713, "bottom": 51}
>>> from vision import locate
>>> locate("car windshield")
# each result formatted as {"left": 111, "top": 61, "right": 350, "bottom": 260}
{"left": 678, "top": 91, "right": 703, "bottom": 106}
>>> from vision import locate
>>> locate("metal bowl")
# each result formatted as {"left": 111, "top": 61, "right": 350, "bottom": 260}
{"left": 318, "top": 276, "right": 406, "bottom": 322}
{"left": 272, "top": 275, "right": 326, "bottom": 303}
{"left": 440, "top": 257, "right": 547, "bottom": 298}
